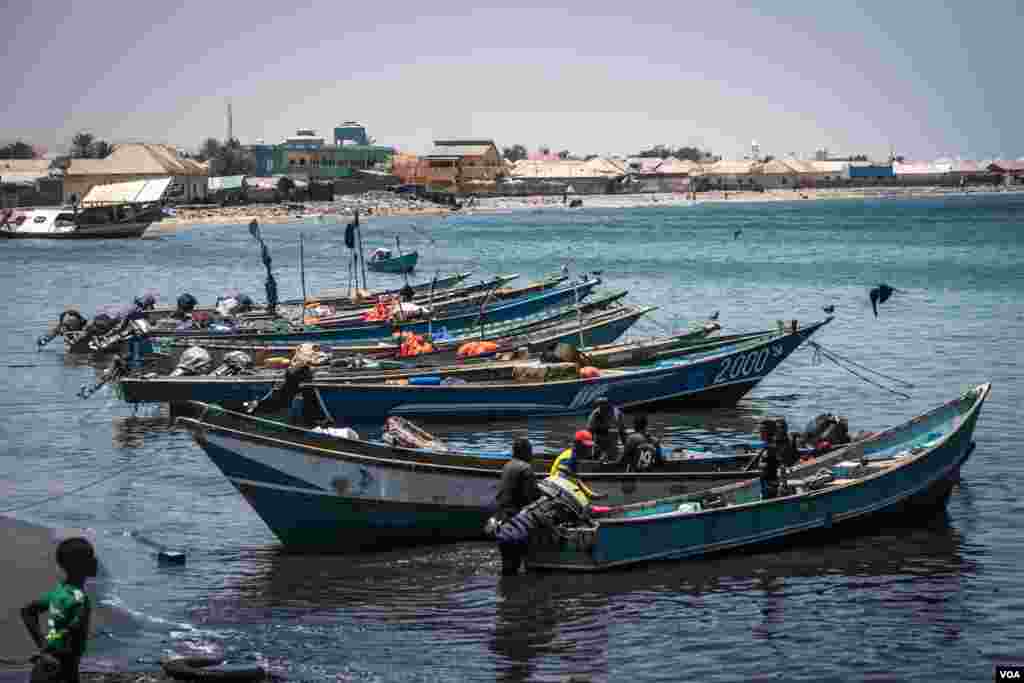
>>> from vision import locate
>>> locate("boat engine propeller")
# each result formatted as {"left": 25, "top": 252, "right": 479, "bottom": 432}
{"left": 78, "top": 356, "right": 129, "bottom": 399}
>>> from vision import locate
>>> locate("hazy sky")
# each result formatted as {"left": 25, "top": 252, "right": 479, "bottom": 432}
{"left": 2, "top": 0, "right": 1021, "bottom": 160}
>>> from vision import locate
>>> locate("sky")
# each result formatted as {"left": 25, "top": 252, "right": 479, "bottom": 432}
{"left": 1, "top": 0, "right": 1021, "bottom": 160}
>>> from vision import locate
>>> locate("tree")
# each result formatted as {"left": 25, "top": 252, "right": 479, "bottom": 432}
{"left": 557, "top": 149, "right": 571, "bottom": 160}
{"left": 90, "top": 140, "right": 113, "bottom": 159}
{"left": 539, "top": 146, "right": 551, "bottom": 157}
{"left": 502, "top": 144, "right": 528, "bottom": 162}
{"left": 71, "top": 132, "right": 95, "bottom": 159}
{"left": 198, "top": 137, "right": 255, "bottom": 176}
{"left": 0, "top": 141, "right": 38, "bottom": 159}
{"left": 633, "top": 145, "right": 710, "bottom": 161}
{"left": 762, "top": 155, "right": 775, "bottom": 163}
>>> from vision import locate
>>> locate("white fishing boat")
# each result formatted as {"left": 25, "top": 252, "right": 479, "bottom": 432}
{"left": 0, "top": 177, "right": 170, "bottom": 239}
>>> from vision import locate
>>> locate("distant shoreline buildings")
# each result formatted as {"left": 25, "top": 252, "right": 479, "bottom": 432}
{"left": 2, "top": 119, "right": 1024, "bottom": 207}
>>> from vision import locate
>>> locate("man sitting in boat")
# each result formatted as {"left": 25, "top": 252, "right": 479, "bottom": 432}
{"left": 619, "top": 414, "right": 664, "bottom": 472}
{"left": 750, "top": 419, "right": 784, "bottom": 499}
{"left": 587, "top": 397, "right": 627, "bottom": 462}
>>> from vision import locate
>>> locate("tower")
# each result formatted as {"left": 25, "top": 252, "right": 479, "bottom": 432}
{"left": 227, "top": 100, "right": 233, "bottom": 143}
{"left": 751, "top": 140, "right": 761, "bottom": 161}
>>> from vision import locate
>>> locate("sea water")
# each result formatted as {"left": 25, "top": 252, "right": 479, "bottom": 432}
{"left": 0, "top": 194, "right": 1022, "bottom": 681}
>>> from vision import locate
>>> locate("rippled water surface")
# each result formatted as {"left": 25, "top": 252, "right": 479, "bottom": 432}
{"left": 1, "top": 195, "right": 1022, "bottom": 681}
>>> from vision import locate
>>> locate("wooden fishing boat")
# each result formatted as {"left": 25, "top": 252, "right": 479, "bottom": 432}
{"left": 116, "top": 304, "right": 681, "bottom": 405}
{"left": 524, "top": 383, "right": 991, "bottom": 571}
{"left": 0, "top": 178, "right": 170, "bottom": 239}
{"left": 306, "top": 274, "right": 568, "bottom": 328}
{"left": 367, "top": 248, "right": 418, "bottom": 274}
{"left": 178, "top": 394, "right": 868, "bottom": 551}
{"left": 138, "top": 272, "right": 505, "bottom": 322}
{"left": 150, "top": 277, "right": 601, "bottom": 346}
{"left": 309, "top": 319, "right": 831, "bottom": 421}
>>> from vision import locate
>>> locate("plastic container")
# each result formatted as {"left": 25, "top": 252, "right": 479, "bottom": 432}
{"left": 409, "top": 375, "right": 442, "bottom": 386}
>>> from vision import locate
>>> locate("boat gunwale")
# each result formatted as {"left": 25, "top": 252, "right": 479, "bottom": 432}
{"left": 587, "top": 382, "right": 990, "bottom": 527}
{"left": 305, "top": 318, "right": 831, "bottom": 391}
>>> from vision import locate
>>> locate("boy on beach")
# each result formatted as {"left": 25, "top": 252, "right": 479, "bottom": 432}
{"left": 20, "top": 537, "right": 98, "bottom": 683}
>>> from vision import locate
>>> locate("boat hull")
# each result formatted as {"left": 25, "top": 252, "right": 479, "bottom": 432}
{"left": 155, "top": 278, "right": 600, "bottom": 345}
{"left": 368, "top": 251, "right": 418, "bottom": 274}
{"left": 0, "top": 222, "right": 151, "bottom": 238}
{"left": 311, "top": 320, "right": 830, "bottom": 421}
{"left": 118, "top": 305, "right": 648, "bottom": 404}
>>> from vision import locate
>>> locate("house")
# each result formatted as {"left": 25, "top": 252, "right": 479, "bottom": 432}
{"left": 207, "top": 175, "right": 247, "bottom": 203}
{"left": 271, "top": 128, "right": 394, "bottom": 181}
{"left": 421, "top": 139, "right": 506, "bottom": 192}
{"left": 700, "top": 160, "right": 759, "bottom": 190}
{"left": 63, "top": 143, "right": 208, "bottom": 204}
{"left": 506, "top": 157, "right": 624, "bottom": 195}
{"left": 848, "top": 162, "right": 894, "bottom": 182}
{"left": 893, "top": 161, "right": 954, "bottom": 186}
{"left": 988, "top": 160, "right": 1024, "bottom": 185}
{"left": 0, "top": 159, "right": 63, "bottom": 207}
{"left": 617, "top": 158, "right": 698, "bottom": 193}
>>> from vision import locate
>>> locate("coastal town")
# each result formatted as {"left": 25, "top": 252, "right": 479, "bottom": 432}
{"left": 2, "top": 120, "right": 1023, "bottom": 220}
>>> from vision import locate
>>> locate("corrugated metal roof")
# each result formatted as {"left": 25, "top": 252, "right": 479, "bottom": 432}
{"left": 509, "top": 158, "right": 625, "bottom": 179}
{"left": 705, "top": 160, "right": 758, "bottom": 175}
{"left": 989, "top": 160, "right": 1024, "bottom": 172}
{"left": 0, "top": 159, "right": 51, "bottom": 175}
{"left": 81, "top": 177, "right": 173, "bottom": 205}
{"left": 208, "top": 175, "right": 246, "bottom": 191}
{"left": 426, "top": 145, "right": 494, "bottom": 158}
{"left": 67, "top": 143, "right": 206, "bottom": 177}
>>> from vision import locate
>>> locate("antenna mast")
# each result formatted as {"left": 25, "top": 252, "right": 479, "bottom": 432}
{"left": 227, "top": 99, "right": 233, "bottom": 143}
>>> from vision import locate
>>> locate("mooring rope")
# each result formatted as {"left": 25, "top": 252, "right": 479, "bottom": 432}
{"left": 807, "top": 341, "right": 913, "bottom": 399}
{"left": 0, "top": 456, "right": 154, "bottom": 515}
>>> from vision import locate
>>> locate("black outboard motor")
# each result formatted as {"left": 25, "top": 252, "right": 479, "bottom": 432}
{"left": 174, "top": 293, "right": 198, "bottom": 320}
{"left": 245, "top": 364, "right": 317, "bottom": 423}
{"left": 38, "top": 309, "right": 88, "bottom": 348}
{"left": 209, "top": 351, "right": 254, "bottom": 377}
{"left": 134, "top": 293, "right": 157, "bottom": 311}
{"left": 88, "top": 317, "right": 151, "bottom": 353}
{"left": 169, "top": 346, "right": 213, "bottom": 377}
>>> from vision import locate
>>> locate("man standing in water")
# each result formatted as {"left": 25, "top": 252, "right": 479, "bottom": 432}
{"left": 493, "top": 437, "right": 541, "bottom": 575}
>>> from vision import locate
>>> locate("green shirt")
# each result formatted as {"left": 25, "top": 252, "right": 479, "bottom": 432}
{"left": 40, "top": 582, "right": 89, "bottom": 654}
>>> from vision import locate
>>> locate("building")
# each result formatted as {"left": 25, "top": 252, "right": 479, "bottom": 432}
{"left": 0, "top": 159, "right": 63, "bottom": 207}
{"left": 617, "top": 157, "right": 697, "bottom": 193}
{"left": 700, "top": 160, "right": 759, "bottom": 190}
{"left": 421, "top": 139, "right": 506, "bottom": 192}
{"left": 893, "top": 161, "right": 955, "bottom": 186}
{"left": 506, "top": 157, "right": 624, "bottom": 195}
{"left": 988, "top": 160, "right": 1024, "bottom": 185}
{"left": 334, "top": 122, "right": 370, "bottom": 146}
{"left": 271, "top": 127, "right": 393, "bottom": 181}
{"left": 63, "top": 143, "right": 208, "bottom": 203}
{"left": 847, "top": 162, "right": 894, "bottom": 182}
{"left": 246, "top": 143, "right": 275, "bottom": 176}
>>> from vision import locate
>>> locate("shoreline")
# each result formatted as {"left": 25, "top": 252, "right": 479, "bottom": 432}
{"left": 146, "top": 186, "right": 1022, "bottom": 234}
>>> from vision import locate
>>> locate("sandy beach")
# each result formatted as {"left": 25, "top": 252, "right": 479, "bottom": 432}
{"left": 144, "top": 186, "right": 1018, "bottom": 235}
{"left": 0, "top": 517, "right": 136, "bottom": 681}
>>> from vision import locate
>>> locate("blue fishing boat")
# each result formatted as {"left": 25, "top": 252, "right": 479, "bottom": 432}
{"left": 177, "top": 398, "right": 861, "bottom": 550}
{"left": 117, "top": 303, "right": 657, "bottom": 405}
{"left": 309, "top": 319, "right": 831, "bottom": 421}
{"left": 524, "top": 383, "right": 991, "bottom": 571}
{"left": 156, "top": 277, "right": 600, "bottom": 346}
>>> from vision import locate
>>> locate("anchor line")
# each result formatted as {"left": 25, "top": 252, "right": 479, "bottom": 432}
{"left": 0, "top": 455, "right": 155, "bottom": 515}
{"left": 808, "top": 341, "right": 914, "bottom": 387}
{"left": 807, "top": 341, "right": 912, "bottom": 399}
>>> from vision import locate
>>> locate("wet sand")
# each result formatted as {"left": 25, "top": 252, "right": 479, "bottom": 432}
{"left": 0, "top": 517, "right": 134, "bottom": 678}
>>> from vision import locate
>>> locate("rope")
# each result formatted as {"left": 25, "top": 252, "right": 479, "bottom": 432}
{"left": 808, "top": 341, "right": 915, "bottom": 388}
{"left": 0, "top": 456, "right": 154, "bottom": 515}
{"left": 807, "top": 341, "right": 912, "bottom": 399}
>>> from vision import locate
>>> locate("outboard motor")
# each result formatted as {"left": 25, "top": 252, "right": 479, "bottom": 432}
{"left": 78, "top": 355, "right": 129, "bottom": 399}
{"left": 209, "top": 351, "right": 254, "bottom": 377}
{"left": 134, "top": 293, "right": 157, "bottom": 311}
{"left": 801, "top": 413, "right": 851, "bottom": 453}
{"left": 174, "top": 293, "right": 198, "bottom": 320}
{"left": 88, "top": 317, "right": 151, "bottom": 353}
{"left": 169, "top": 346, "right": 213, "bottom": 377}
{"left": 38, "top": 309, "right": 88, "bottom": 348}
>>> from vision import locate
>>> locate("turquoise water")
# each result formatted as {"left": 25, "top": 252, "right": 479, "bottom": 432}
{"left": 0, "top": 194, "right": 1022, "bottom": 681}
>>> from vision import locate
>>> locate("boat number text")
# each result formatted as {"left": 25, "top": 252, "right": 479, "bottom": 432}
{"left": 712, "top": 345, "right": 782, "bottom": 385}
